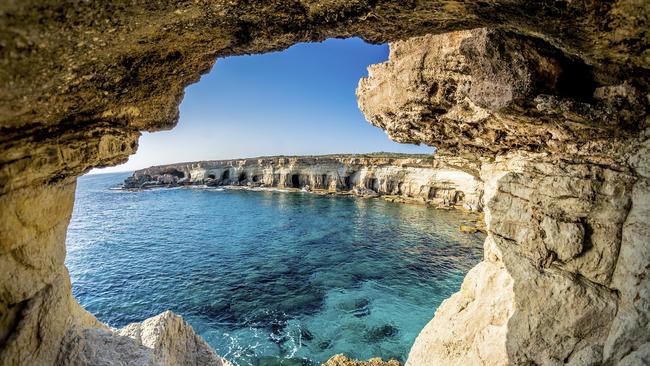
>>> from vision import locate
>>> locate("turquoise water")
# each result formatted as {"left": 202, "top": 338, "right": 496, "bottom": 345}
{"left": 66, "top": 172, "right": 484, "bottom": 365}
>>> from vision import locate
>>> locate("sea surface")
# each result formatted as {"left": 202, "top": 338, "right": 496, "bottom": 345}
{"left": 66, "top": 172, "right": 485, "bottom": 365}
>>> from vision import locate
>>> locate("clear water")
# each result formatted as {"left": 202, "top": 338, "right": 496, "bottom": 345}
{"left": 66, "top": 172, "right": 484, "bottom": 365}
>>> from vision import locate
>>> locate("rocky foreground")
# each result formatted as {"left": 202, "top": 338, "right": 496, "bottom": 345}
{"left": 122, "top": 153, "right": 484, "bottom": 211}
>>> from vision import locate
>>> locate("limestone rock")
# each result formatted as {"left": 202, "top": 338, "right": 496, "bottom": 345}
{"left": 354, "top": 32, "right": 647, "bottom": 364}
{"left": 322, "top": 354, "right": 401, "bottom": 366}
{"left": 118, "top": 311, "right": 230, "bottom": 366}
{"left": 57, "top": 311, "right": 231, "bottom": 366}
{"left": 356, "top": 29, "right": 644, "bottom": 163}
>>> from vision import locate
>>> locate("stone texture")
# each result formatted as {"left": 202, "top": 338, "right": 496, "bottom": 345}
{"left": 322, "top": 354, "right": 401, "bottom": 366}
{"left": 57, "top": 311, "right": 230, "bottom": 366}
{"left": 0, "top": 1, "right": 648, "bottom": 365}
{"left": 357, "top": 30, "right": 647, "bottom": 365}
{"left": 357, "top": 29, "right": 645, "bottom": 162}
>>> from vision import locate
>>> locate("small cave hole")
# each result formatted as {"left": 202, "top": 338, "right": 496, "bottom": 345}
{"left": 291, "top": 174, "right": 300, "bottom": 188}
{"left": 252, "top": 175, "right": 259, "bottom": 182}
{"left": 366, "top": 178, "right": 378, "bottom": 191}
{"left": 222, "top": 170, "right": 230, "bottom": 180}
{"left": 207, "top": 174, "right": 216, "bottom": 179}
{"left": 238, "top": 172, "right": 247, "bottom": 182}
{"left": 166, "top": 169, "right": 185, "bottom": 178}
{"left": 428, "top": 187, "right": 437, "bottom": 199}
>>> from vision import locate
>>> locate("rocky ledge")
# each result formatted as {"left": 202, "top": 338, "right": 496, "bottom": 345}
{"left": 122, "top": 153, "right": 484, "bottom": 211}
{"left": 58, "top": 311, "right": 231, "bottom": 366}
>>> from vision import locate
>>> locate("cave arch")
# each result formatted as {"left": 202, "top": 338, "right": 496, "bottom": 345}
{"left": 0, "top": 2, "right": 647, "bottom": 366}
{"left": 222, "top": 170, "right": 230, "bottom": 181}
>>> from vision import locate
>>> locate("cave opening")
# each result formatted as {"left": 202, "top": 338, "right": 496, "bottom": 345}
{"left": 291, "top": 174, "right": 300, "bottom": 188}
{"left": 165, "top": 169, "right": 185, "bottom": 178}
{"left": 64, "top": 37, "right": 451, "bottom": 366}
{"left": 366, "top": 177, "right": 378, "bottom": 191}
{"left": 4, "top": 0, "right": 645, "bottom": 363}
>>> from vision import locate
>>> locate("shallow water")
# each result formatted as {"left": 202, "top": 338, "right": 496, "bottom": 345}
{"left": 66, "top": 172, "right": 484, "bottom": 365}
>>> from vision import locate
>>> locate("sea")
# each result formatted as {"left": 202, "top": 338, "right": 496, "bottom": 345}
{"left": 65, "top": 172, "right": 485, "bottom": 365}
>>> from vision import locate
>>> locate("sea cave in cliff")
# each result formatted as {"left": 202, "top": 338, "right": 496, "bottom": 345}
{"left": 63, "top": 38, "right": 488, "bottom": 365}
{"left": 1, "top": 2, "right": 648, "bottom": 366}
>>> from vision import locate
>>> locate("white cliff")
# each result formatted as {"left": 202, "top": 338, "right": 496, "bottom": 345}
{"left": 124, "top": 154, "right": 484, "bottom": 211}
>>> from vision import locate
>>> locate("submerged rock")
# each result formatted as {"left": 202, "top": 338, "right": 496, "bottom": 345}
{"left": 365, "top": 324, "right": 399, "bottom": 342}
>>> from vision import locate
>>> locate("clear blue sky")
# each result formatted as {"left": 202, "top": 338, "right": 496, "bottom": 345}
{"left": 95, "top": 38, "right": 432, "bottom": 173}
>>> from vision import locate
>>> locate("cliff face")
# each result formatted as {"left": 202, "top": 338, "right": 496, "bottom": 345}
{"left": 0, "top": 1, "right": 648, "bottom": 365}
{"left": 357, "top": 30, "right": 648, "bottom": 365}
{"left": 123, "top": 154, "right": 484, "bottom": 211}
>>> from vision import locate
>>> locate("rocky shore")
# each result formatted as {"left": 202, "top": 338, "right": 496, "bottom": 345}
{"left": 122, "top": 153, "right": 484, "bottom": 212}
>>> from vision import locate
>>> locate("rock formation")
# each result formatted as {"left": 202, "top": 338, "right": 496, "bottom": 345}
{"left": 123, "top": 154, "right": 484, "bottom": 210}
{"left": 57, "top": 311, "right": 231, "bottom": 366}
{"left": 0, "top": 1, "right": 648, "bottom": 365}
{"left": 322, "top": 354, "right": 401, "bottom": 366}
{"left": 357, "top": 29, "right": 648, "bottom": 365}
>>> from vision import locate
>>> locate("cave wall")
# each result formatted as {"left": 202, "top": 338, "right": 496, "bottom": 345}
{"left": 0, "top": 1, "right": 648, "bottom": 365}
{"left": 356, "top": 29, "right": 649, "bottom": 365}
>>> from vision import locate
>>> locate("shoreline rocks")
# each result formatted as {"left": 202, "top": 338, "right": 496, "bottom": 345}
{"left": 122, "top": 153, "right": 485, "bottom": 212}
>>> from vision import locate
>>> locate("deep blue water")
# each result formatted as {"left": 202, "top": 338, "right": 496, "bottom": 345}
{"left": 66, "top": 172, "right": 484, "bottom": 365}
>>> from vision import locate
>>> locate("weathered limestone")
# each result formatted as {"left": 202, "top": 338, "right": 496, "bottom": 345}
{"left": 58, "top": 311, "right": 230, "bottom": 366}
{"left": 0, "top": 1, "right": 648, "bottom": 365}
{"left": 323, "top": 354, "right": 401, "bottom": 366}
{"left": 123, "top": 154, "right": 484, "bottom": 210}
{"left": 357, "top": 29, "right": 648, "bottom": 365}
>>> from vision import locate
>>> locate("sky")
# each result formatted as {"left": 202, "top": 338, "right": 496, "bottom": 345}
{"left": 93, "top": 38, "right": 432, "bottom": 174}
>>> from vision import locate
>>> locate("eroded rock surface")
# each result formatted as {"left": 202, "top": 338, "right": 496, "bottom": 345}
{"left": 356, "top": 29, "right": 648, "bottom": 365}
{"left": 58, "top": 311, "right": 230, "bottom": 366}
{"left": 322, "top": 354, "right": 401, "bottom": 366}
{"left": 0, "top": 1, "right": 648, "bottom": 365}
{"left": 357, "top": 29, "right": 645, "bottom": 162}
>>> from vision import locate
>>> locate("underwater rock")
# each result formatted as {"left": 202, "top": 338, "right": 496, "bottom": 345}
{"left": 300, "top": 328, "right": 314, "bottom": 342}
{"left": 365, "top": 324, "right": 399, "bottom": 342}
